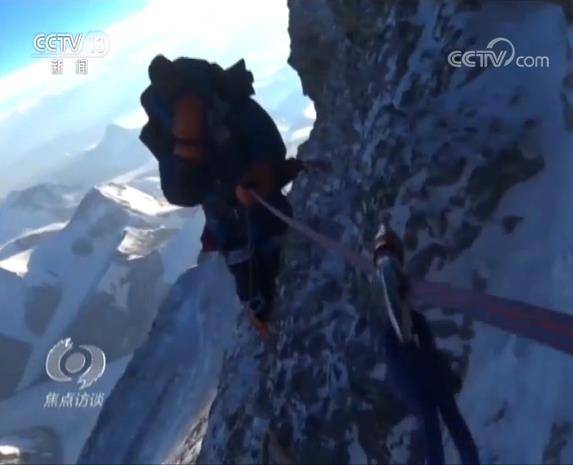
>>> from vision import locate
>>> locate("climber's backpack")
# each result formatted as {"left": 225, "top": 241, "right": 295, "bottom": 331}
{"left": 139, "top": 55, "right": 255, "bottom": 206}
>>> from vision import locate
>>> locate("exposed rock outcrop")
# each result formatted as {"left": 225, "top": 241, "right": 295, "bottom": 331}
{"left": 198, "top": 1, "right": 573, "bottom": 463}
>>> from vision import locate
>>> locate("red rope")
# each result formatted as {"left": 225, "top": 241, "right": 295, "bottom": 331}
{"left": 250, "top": 190, "right": 573, "bottom": 356}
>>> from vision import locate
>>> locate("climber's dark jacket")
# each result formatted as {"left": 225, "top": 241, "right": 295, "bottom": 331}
{"left": 140, "top": 84, "right": 296, "bottom": 209}
{"left": 139, "top": 57, "right": 301, "bottom": 321}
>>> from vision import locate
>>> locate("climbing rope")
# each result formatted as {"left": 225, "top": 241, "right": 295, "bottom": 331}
{"left": 249, "top": 190, "right": 573, "bottom": 356}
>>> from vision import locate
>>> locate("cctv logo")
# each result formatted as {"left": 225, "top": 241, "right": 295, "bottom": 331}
{"left": 448, "top": 37, "right": 550, "bottom": 68}
{"left": 45, "top": 338, "right": 106, "bottom": 390}
{"left": 32, "top": 31, "right": 110, "bottom": 58}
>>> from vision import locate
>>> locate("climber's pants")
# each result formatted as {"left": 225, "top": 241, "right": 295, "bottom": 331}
{"left": 201, "top": 192, "right": 291, "bottom": 305}
{"left": 202, "top": 192, "right": 290, "bottom": 252}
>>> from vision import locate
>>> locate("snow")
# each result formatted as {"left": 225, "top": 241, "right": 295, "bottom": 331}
{"left": 347, "top": 425, "right": 368, "bottom": 464}
{"left": 16, "top": 191, "right": 129, "bottom": 391}
{"left": 0, "top": 249, "right": 32, "bottom": 276}
{"left": 97, "top": 183, "right": 179, "bottom": 217}
{"left": 386, "top": 417, "right": 419, "bottom": 465}
{"left": 0, "top": 185, "right": 80, "bottom": 248}
{"left": 109, "top": 159, "right": 157, "bottom": 186}
{"left": 0, "top": 221, "right": 68, "bottom": 262}
{"left": 0, "top": 357, "right": 131, "bottom": 464}
{"left": 0, "top": 176, "right": 205, "bottom": 463}
{"left": 304, "top": 102, "right": 317, "bottom": 120}
{"left": 77, "top": 253, "right": 240, "bottom": 464}
{"left": 416, "top": 2, "right": 573, "bottom": 463}
{"left": 13, "top": 182, "right": 196, "bottom": 391}
{"left": 290, "top": 125, "right": 313, "bottom": 142}
{"left": 157, "top": 209, "right": 205, "bottom": 284}
{"left": 0, "top": 52, "right": 312, "bottom": 459}
{"left": 0, "top": 446, "right": 19, "bottom": 455}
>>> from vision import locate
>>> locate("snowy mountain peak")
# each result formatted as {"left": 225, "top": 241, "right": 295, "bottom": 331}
{"left": 103, "top": 123, "right": 137, "bottom": 138}
{"left": 95, "top": 124, "right": 139, "bottom": 151}
{"left": 0, "top": 184, "right": 80, "bottom": 253}
{"left": 96, "top": 183, "right": 179, "bottom": 217}
{"left": 4, "top": 184, "right": 79, "bottom": 211}
{"left": 68, "top": 183, "right": 172, "bottom": 232}
{"left": 0, "top": 176, "right": 205, "bottom": 463}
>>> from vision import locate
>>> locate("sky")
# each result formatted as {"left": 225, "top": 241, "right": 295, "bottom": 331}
{"left": 0, "top": 0, "right": 308, "bottom": 194}
{"left": 0, "top": 0, "right": 150, "bottom": 76}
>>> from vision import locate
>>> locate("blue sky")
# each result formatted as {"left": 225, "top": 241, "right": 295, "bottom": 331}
{"left": 0, "top": 0, "right": 293, "bottom": 130}
{"left": 0, "top": 1, "right": 150, "bottom": 76}
{"left": 0, "top": 0, "right": 310, "bottom": 196}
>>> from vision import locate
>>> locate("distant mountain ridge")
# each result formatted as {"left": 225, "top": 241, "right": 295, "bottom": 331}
{"left": 0, "top": 179, "right": 203, "bottom": 463}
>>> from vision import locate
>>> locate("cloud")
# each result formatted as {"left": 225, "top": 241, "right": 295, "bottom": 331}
{"left": 114, "top": 107, "right": 147, "bottom": 129}
{"left": 0, "top": 0, "right": 291, "bottom": 118}
{"left": 0, "top": 0, "right": 294, "bottom": 162}
{"left": 304, "top": 102, "right": 316, "bottom": 120}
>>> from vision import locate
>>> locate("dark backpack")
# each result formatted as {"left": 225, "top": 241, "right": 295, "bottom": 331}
{"left": 139, "top": 55, "right": 255, "bottom": 206}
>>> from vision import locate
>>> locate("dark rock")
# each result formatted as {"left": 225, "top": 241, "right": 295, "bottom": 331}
{"left": 426, "top": 150, "right": 466, "bottom": 188}
{"left": 0, "top": 335, "right": 32, "bottom": 399}
{"left": 407, "top": 243, "right": 448, "bottom": 278}
{"left": 542, "top": 422, "right": 572, "bottom": 464}
{"left": 197, "top": 2, "right": 558, "bottom": 463}
{"left": 562, "top": 92, "right": 573, "bottom": 131}
{"left": 451, "top": 221, "right": 482, "bottom": 257}
{"left": 291, "top": 367, "right": 322, "bottom": 404}
{"left": 449, "top": 193, "right": 466, "bottom": 207}
{"left": 25, "top": 285, "right": 62, "bottom": 336}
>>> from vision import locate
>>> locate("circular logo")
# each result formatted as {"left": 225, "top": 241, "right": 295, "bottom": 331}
{"left": 45, "top": 338, "right": 106, "bottom": 390}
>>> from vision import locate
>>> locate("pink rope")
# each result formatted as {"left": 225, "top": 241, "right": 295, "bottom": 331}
{"left": 250, "top": 190, "right": 573, "bottom": 356}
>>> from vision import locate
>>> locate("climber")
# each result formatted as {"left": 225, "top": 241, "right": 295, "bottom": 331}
{"left": 139, "top": 55, "right": 305, "bottom": 337}
{"left": 374, "top": 222, "right": 480, "bottom": 465}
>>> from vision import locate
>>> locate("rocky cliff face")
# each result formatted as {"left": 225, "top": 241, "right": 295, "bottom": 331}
{"left": 198, "top": 1, "right": 573, "bottom": 463}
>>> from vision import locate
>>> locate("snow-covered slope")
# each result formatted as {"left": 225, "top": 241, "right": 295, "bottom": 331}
{"left": 0, "top": 356, "right": 130, "bottom": 464}
{"left": 78, "top": 253, "right": 240, "bottom": 465}
{"left": 197, "top": 2, "right": 573, "bottom": 464}
{"left": 0, "top": 179, "right": 204, "bottom": 463}
{"left": 15, "top": 183, "right": 188, "bottom": 390}
{"left": 0, "top": 43, "right": 315, "bottom": 464}
{"left": 0, "top": 184, "right": 80, "bottom": 249}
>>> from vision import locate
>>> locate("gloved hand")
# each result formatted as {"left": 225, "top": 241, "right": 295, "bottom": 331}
{"left": 235, "top": 162, "right": 275, "bottom": 207}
